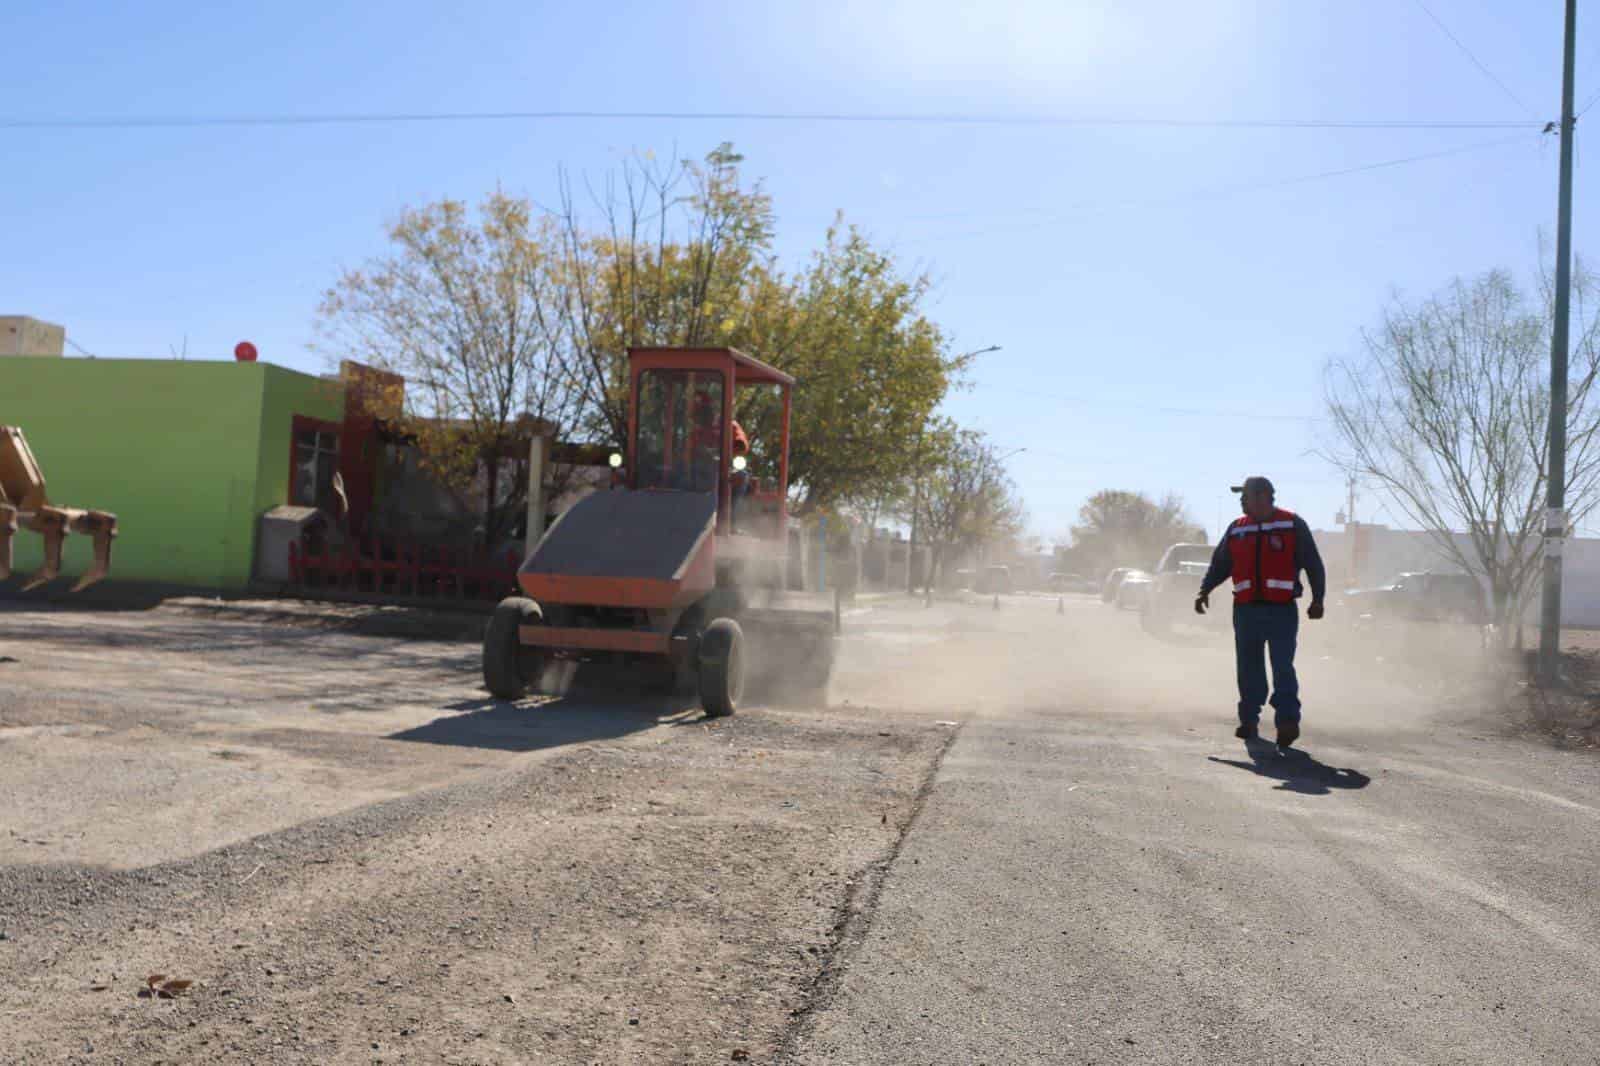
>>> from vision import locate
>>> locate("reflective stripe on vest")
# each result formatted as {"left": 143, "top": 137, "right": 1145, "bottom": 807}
{"left": 1226, "top": 508, "right": 1300, "bottom": 604}
{"left": 1229, "top": 520, "right": 1294, "bottom": 537}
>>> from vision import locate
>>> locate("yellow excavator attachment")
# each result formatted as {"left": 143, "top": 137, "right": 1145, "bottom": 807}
{"left": 0, "top": 426, "right": 118, "bottom": 591}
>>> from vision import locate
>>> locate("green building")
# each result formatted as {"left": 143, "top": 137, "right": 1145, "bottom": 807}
{"left": 3, "top": 358, "right": 344, "bottom": 590}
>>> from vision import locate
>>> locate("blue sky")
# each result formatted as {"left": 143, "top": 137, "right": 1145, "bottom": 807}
{"left": 3, "top": 1, "right": 1594, "bottom": 542}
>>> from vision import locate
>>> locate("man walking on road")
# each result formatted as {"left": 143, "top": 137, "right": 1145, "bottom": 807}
{"left": 1194, "top": 476, "right": 1326, "bottom": 749}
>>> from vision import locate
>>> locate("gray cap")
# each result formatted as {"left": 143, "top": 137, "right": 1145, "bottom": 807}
{"left": 1230, "top": 476, "right": 1275, "bottom": 495}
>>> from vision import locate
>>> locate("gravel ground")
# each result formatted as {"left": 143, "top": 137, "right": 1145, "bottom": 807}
{"left": 7, "top": 591, "right": 1587, "bottom": 1065}
{"left": 0, "top": 601, "right": 952, "bottom": 1064}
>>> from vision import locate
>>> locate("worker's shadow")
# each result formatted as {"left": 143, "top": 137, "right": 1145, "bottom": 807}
{"left": 1207, "top": 739, "right": 1371, "bottom": 795}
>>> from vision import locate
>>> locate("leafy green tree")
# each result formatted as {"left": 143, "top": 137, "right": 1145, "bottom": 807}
{"left": 1069, "top": 490, "right": 1205, "bottom": 577}
{"left": 317, "top": 143, "right": 968, "bottom": 537}
{"left": 549, "top": 147, "right": 963, "bottom": 512}
{"left": 769, "top": 225, "right": 968, "bottom": 514}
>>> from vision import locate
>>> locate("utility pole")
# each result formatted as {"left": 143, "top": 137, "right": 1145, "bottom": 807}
{"left": 1540, "top": 0, "right": 1578, "bottom": 686}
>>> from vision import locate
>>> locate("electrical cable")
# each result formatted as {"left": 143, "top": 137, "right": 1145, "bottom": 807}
{"left": 1412, "top": 0, "right": 1538, "bottom": 118}
{"left": 1577, "top": 84, "right": 1600, "bottom": 118}
{"left": 0, "top": 109, "right": 1542, "bottom": 133}
{"left": 897, "top": 131, "right": 1539, "bottom": 245}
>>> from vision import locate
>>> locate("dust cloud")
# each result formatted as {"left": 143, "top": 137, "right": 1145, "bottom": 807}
{"left": 518, "top": 587, "right": 1514, "bottom": 739}
{"left": 828, "top": 594, "right": 1514, "bottom": 739}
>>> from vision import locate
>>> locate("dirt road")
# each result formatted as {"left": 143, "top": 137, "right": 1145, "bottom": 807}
{"left": 0, "top": 601, "right": 951, "bottom": 1064}
{"left": 4, "top": 593, "right": 1597, "bottom": 1064}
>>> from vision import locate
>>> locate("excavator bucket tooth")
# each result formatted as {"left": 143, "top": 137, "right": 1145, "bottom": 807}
{"left": 68, "top": 510, "right": 117, "bottom": 592}
{"left": 21, "top": 507, "right": 67, "bottom": 591}
{"left": 0, "top": 503, "right": 15, "bottom": 581}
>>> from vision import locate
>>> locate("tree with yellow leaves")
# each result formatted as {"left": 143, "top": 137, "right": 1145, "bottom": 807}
{"left": 314, "top": 193, "right": 582, "bottom": 545}
{"left": 317, "top": 143, "right": 980, "bottom": 542}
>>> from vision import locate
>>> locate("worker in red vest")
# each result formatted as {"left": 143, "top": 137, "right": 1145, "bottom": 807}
{"left": 1194, "top": 476, "right": 1326, "bottom": 750}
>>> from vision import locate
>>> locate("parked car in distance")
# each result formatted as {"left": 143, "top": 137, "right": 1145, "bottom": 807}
{"left": 1141, "top": 542, "right": 1221, "bottom": 633}
{"left": 975, "top": 564, "right": 1014, "bottom": 595}
{"left": 1101, "top": 567, "right": 1134, "bottom": 604}
{"left": 1043, "top": 569, "right": 1081, "bottom": 592}
{"left": 1342, "top": 571, "right": 1488, "bottom": 625}
{"left": 1115, "top": 569, "right": 1153, "bottom": 611}
{"left": 1048, "top": 571, "right": 1095, "bottom": 594}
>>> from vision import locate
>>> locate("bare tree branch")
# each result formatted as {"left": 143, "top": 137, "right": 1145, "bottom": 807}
{"left": 1323, "top": 266, "right": 1600, "bottom": 638}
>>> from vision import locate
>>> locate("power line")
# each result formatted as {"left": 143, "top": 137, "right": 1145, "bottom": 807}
{"left": 0, "top": 109, "right": 1543, "bottom": 133}
{"left": 1209, "top": 130, "right": 1536, "bottom": 190}
{"left": 1412, "top": 0, "right": 1538, "bottom": 118}
{"left": 899, "top": 131, "right": 1538, "bottom": 245}
{"left": 1580, "top": 30, "right": 1600, "bottom": 116}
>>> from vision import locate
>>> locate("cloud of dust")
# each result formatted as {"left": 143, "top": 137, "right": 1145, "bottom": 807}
{"left": 826, "top": 594, "right": 1516, "bottom": 737}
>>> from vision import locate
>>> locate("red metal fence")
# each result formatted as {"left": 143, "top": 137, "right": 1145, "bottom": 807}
{"left": 289, "top": 536, "right": 521, "bottom": 602}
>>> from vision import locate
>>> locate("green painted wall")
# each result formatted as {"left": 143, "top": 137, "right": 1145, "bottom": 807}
{"left": 2, "top": 359, "right": 343, "bottom": 589}
{"left": 254, "top": 366, "right": 346, "bottom": 518}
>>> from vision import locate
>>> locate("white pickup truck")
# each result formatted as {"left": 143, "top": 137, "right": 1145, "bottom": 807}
{"left": 1139, "top": 542, "right": 1223, "bottom": 634}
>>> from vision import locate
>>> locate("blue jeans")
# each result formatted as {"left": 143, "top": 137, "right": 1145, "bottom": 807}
{"left": 1233, "top": 603, "right": 1300, "bottom": 727}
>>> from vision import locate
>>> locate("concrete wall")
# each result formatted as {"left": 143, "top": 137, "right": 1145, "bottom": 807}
{"left": 2, "top": 358, "right": 342, "bottom": 589}
{"left": 0, "top": 316, "right": 65, "bottom": 357}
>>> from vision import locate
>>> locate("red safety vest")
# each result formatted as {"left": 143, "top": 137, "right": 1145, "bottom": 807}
{"left": 1226, "top": 508, "right": 1300, "bottom": 604}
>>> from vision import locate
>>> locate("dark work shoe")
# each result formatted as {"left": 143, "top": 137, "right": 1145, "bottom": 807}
{"left": 1276, "top": 722, "right": 1300, "bottom": 750}
{"left": 1235, "top": 723, "right": 1258, "bottom": 740}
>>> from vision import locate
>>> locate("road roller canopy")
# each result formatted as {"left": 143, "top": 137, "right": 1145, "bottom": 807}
{"left": 625, "top": 348, "right": 793, "bottom": 536}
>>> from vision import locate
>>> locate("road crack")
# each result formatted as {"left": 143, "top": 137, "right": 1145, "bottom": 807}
{"left": 774, "top": 718, "right": 964, "bottom": 1061}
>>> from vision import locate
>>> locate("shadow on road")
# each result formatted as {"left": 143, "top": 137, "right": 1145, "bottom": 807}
{"left": 1207, "top": 738, "right": 1371, "bottom": 795}
{"left": 390, "top": 690, "right": 699, "bottom": 753}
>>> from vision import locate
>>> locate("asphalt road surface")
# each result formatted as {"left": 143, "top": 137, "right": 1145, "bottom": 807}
{"left": 3, "top": 592, "right": 1597, "bottom": 1064}
{"left": 795, "top": 594, "right": 1600, "bottom": 1065}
